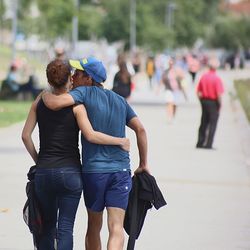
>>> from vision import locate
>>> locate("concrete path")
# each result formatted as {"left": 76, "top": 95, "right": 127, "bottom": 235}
{"left": 0, "top": 70, "right": 250, "bottom": 250}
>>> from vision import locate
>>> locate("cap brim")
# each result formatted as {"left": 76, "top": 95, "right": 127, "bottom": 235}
{"left": 69, "top": 60, "right": 84, "bottom": 71}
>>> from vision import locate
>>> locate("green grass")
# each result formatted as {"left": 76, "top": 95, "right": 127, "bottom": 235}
{"left": 234, "top": 79, "right": 250, "bottom": 122}
{"left": 0, "top": 45, "right": 12, "bottom": 80}
{"left": 0, "top": 101, "right": 32, "bottom": 127}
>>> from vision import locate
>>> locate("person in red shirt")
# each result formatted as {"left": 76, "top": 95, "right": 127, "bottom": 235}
{"left": 196, "top": 58, "right": 224, "bottom": 149}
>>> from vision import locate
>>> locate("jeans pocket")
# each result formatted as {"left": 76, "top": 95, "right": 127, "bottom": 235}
{"left": 63, "top": 173, "right": 83, "bottom": 192}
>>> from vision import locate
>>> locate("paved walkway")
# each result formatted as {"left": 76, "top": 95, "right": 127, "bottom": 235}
{"left": 0, "top": 70, "right": 250, "bottom": 250}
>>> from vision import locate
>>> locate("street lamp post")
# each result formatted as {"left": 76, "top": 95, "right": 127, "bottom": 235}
{"left": 72, "top": 0, "right": 79, "bottom": 57}
{"left": 165, "top": 2, "right": 176, "bottom": 29}
{"left": 11, "top": 0, "right": 18, "bottom": 61}
{"left": 130, "top": 0, "right": 136, "bottom": 58}
{"left": 165, "top": 2, "right": 177, "bottom": 50}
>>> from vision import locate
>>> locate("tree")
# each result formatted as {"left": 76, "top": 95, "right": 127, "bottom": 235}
{"left": 100, "top": 0, "right": 221, "bottom": 51}
{"left": 36, "top": 0, "right": 74, "bottom": 41}
{"left": 18, "top": 0, "right": 33, "bottom": 20}
{"left": 172, "top": 0, "right": 209, "bottom": 47}
{"left": 0, "top": 0, "right": 5, "bottom": 19}
{"left": 101, "top": 0, "right": 130, "bottom": 45}
{"left": 78, "top": 4, "right": 104, "bottom": 40}
{"left": 100, "top": 0, "right": 173, "bottom": 51}
{"left": 135, "top": 2, "right": 172, "bottom": 51}
{"left": 0, "top": 0, "right": 6, "bottom": 31}
{"left": 17, "top": 0, "right": 40, "bottom": 35}
{"left": 208, "top": 15, "right": 250, "bottom": 50}
{"left": 5, "top": 0, "right": 238, "bottom": 53}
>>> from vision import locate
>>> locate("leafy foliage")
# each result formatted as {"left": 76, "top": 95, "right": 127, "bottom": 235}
{"left": 36, "top": 0, "right": 74, "bottom": 40}
{"left": 0, "top": 0, "right": 6, "bottom": 30}
{"left": 3, "top": 0, "right": 250, "bottom": 51}
{"left": 101, "top": 0, "right": 130, "bottom": 44}
{"left": 208, "top": 15, "right": 250, "bottom": 50}
{"left": 0, "top": 0, "right": 5, "bottom": 18}
{"left": 136, "top": 3, "right": 172, "bottom": 51}
{"left": 78, "top": 5, "right": 104, "bottom": 40}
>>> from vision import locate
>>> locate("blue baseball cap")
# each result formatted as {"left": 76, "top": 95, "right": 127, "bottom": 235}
{"left": 69, "top": 56, "right": 107, "bottom": 83}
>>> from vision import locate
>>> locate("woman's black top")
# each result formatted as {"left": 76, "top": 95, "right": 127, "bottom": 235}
{"left": 112, "top": 72, "right": 131, "bottom": 99}
{"left": 36, "top": 99, "right": 81, "bottom": 168}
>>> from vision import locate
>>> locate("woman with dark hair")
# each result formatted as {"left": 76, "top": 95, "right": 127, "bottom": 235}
{"left": 22, "top": 59, "right": 129, "bottom": 250}
{"left": 112, "top": 60, "right": 132, "bottom": 99}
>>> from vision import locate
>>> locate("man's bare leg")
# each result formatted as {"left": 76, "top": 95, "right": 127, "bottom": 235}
{"left": 85, "top": 209, "right": 103, "bottom": 250}
{"left": 107, "top": 207, "right": 125, "bottom": 250}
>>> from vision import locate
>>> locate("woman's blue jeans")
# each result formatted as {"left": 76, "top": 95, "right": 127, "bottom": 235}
{"left": 34, "top": 167, "right": 83, "bottom": 250}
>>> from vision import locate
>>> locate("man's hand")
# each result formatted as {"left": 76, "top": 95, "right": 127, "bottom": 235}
{"left": 120, "top": 138, "right": 130, "bottom": 152}
{"left": 134, "top": 164, "right": 150, "bottom": 175}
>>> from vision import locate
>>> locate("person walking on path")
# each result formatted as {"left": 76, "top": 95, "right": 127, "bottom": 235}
{"left": 112, "top": 59, "right": 132, "bottom": 99}
{"left": 162, "top": 57, "right": 185, "bottom": 123}
{"left": 42, "top": 56, "right": 150, "bottom": 250}
{"left": 22, "top": 59, "right": 130, "bottom": 250}
{"left": 146, "top": 56, "right": 155, "bottom": 89}
{"left": 196, "top": 57, "right": 224, "bottom": 149}
{"left": 187, "top": 53, "right": 200, "bottom": 84}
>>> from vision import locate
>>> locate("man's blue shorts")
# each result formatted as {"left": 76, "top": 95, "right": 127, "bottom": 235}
{"left": 82, "top": 171, "right": 132, "bottom": 212}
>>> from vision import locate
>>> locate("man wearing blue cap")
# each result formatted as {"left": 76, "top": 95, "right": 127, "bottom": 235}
{"left": 43, "top": 56, "right": 150, "bottom": 250}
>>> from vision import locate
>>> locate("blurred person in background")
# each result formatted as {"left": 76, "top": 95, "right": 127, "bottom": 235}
{"left": 162, "top": 57, "right": 186, "bottom": 123}
{"left": 131, "top": 52, "right": 141, "bottom": 73}
{"left": 5, "top": 63, "right": 22, "bottom": 92}
{"left": 1, "top": 60, "right": 41, "bottom": 99}
{"left": 175, "top": 55, "right": 188, "bottom": 72}
{"left": 22, "top": 59, "right": 129, "bottom": 250}
{"left": 146, "top": 56, "right": 155, "bottom": 89}
{"left": 154, "top": 53, "right": 168, "bottom": 88}
{"left": 187, "top": 54, "right": 200, "bottom": 83}
{"left": 55, "top": 48, "right": 66, "bottom": 60}
{"left": 112, "top": 58, "right": 132, "bottom": 99}
{"left": 196, "top": 57, "right": 224, "bottom": 149}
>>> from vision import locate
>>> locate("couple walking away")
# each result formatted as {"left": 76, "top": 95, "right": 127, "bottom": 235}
{"left": 22, "top": 56, "right": 150, "bottom": 250}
